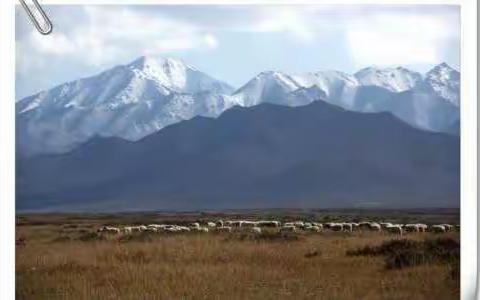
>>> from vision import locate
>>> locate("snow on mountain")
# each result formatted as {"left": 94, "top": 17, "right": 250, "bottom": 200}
{"left": 293, "top": 71, "right": 359, "bottom": 109}
{"left": 354, "top": 66, "right": 423, "bottom": 92}
{"left": 231, "top": 71, "right": 303, "bottom": 106}
{"left": 230, "top": 64, "right": 458, "bottom": 135}
{"left": 336, "top": 65, "right": 459, "bottom": 134}
{"left": 17, "top": 56, "right": 237, "bottom": 156}
{"left": 16, "top": 59, "right": 460, "bottom": 157}
{"left": 127, "top": 56, "right": 234, "bottom": 95}
{"left": 424, "top": 63, "right": 460, "bottom": 106}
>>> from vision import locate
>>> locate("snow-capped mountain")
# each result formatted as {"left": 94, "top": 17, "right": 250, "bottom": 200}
{"left": 423, "top": 63, "right": 460, "bottom": 106}
{"left": 293, "top": 71, "right": 359, "bottom": 108}
{"left": 229, "top": 64, "right": 459, "bottom": 135}
{"left": 128, "top": 56, "right": 234, "bottom": 95}
{"left": 353, "top": 66, "right": 423, "bottom": 92}
{"left": 231, "top": 71, "right": 304, "bottom": 106}
{"left": 16, "top": 58, "right": 460, "bottom": 157}
{"left": 17, "top": 56, "right": 237, "bottom": 156}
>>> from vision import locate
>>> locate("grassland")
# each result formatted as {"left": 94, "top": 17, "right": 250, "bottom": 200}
{"left": 16, "top": 209, "right": 459, "bottom": 300}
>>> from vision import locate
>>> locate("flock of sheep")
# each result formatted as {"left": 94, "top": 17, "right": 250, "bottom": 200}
{"left": 97, "top": 220, "right": 459, "bottom": 236}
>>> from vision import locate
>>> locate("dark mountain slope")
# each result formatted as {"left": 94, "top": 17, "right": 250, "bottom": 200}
{"left": 17, "top": 100, "right": 459, "bottom": 211}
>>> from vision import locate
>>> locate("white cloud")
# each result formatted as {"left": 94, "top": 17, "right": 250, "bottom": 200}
{"left": 30, "top": 31, "right": 76, "bottom": 55}
{"left": 17, "top": 5, "right": 458, "bottom": 69}
{"left": 204, "top": 33, "right": 218, "bottom": 49}
{"left": 346, "top": 13, "right": 459, "bottom": 67}
{"left": 253, "top": 7, "right": 316, "bottom": 42}
{"left": 18, "top": 6, "right": 219, "bottom": 68}
{"left": 16, "top": 5, "right": 459, "bottom": 99}
{"left": 211, "top": 5, "right": 458, "bottom": 51}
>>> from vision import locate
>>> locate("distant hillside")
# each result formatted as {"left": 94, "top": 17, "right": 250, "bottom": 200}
{"left": 17, "top": 100, "right": 459, "bottom": 211}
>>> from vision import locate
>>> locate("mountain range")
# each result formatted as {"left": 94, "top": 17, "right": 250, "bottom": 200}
{"left": 16, "top": 56, "right": 460, "bottom": 211}
{"left": 17, "top": 56, "right": 460, "bottom": 157}
{"left": 16, "top": 101, "right": 459, "bottom": 211}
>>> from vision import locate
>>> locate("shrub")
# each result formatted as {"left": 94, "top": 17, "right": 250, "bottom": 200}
{"left": 385, "top": 248, "right": 429, "bottom": 269}
{"left": 346, "top": 237, "right": 459, "bottom": 271}
{"left": 346, "top": 239, "right": 422, "bottom": 257}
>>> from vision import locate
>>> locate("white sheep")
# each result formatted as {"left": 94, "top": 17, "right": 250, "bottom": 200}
{"left": 256, "top": 220, "right": 281, "bottom": 227}
{"left": 305, "top": 225, "right": 321, "bottom": 232}
{"left": 227, "top": 221, "right": 242, "bottom": 227}
{"left": 404, "top": 224, "right": 420, "bottom": 233}
{"left": 190, "top": 222, "right": 200, "bottom": 229}
{"left": 416, "top": 224, "right": 428, "bottom": 232}
{"left": 358, "top": 222, "right": 372, "bottom": 230}
{"left": 251, "top": 227, "right": 262, "bottom": 234}
{"left": 342, "top": 223, "right": 353, "bottom": 232}
{"left": 97, "top": 226, "right": 120, "bottom": 234}
{"left": 431, "top": 225, "right": 446, "bottom": 233}
{"left": 216, "top": 226, "right": 232, "bottom": 233}
{"left": 350, "top": 223, "right": 360, "bottom": 231}
{"left": 380, "top": 222, "right": 393, "bottom": 228}
{"left": 240, "top": 221, "right": 257, "bottom": 228}
{"left": 328, "top": 223, "right": 344, "bottom": 231}
{"left": 368, "top": 222, "right": 381, "bottom": 232}
{"left": 145, "top": 227, "right": 158, "bottom": 233}
{"left": 440, "top": 224, "right": 453, "bottom": 232}
{"left": 312, "top": 222, "right": 323, "bottom": 227}
{"left": 192, "top": 226, "right": 209, "bottom": 233}
{"left": 177, "top": 226, "right": 191, "bottom": 232}
{"left": 128, "top": 226, "right": 144, "bottom": 233}
{"left": 293, "top": 221, "right": 305, "bottom": 227}
{"left": 147, "top": 224, "right": 164, "bottom": 229}
{"left": 122, "top": 227, "right": 133, "bottom": 234}
{"left": 385, "top": 224, "right": 403, "bottom": 236}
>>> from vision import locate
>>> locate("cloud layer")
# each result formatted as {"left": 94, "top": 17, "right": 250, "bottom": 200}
{"left": 16, "top": 5, "right": 459, "bottom": 99}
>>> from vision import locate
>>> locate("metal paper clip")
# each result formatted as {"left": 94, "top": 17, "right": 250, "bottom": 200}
{"left": 18, "top": 0, "right": 53, "bottom": 35}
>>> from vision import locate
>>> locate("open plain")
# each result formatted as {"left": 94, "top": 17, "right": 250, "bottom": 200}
{"left": 16, "top": 209, "right": 460, "bottom": 300}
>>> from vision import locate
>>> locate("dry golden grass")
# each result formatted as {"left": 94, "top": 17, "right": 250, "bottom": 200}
{"left": 16, "top": 219, "right": 459, "bottom": 300}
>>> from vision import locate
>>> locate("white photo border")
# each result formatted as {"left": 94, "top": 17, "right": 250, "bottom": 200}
{"left": 1, "top": 0, "right": 476, "bottom": 299}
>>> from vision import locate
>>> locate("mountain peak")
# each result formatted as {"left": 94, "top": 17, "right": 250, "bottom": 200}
{"left": 428, "top": 62, "right": 458, "bottom": 75}
{"left": 16, "top": 57, "right": 460, "bottom": 157}
{"left": 354, "top": 65, "right": 422, "bottom": 92}
{"left": 126, "top": 55, "right": 197, "bottom": 90}
{"left": 436, "top": 62, "right": 453, "bottom": 69}
{"left": 128, "top": 55, "right": 195, "bottom": 71}
{"left": 254, "top": 70, "right": 290, "bottom": 79}
{"left": 16, "top": 55, "right": 235, "bottom": 156}
{"left": 232, "top": 70, "right": 301, "bottom": 106}
{"left": 122, "top": 55, "right": 235, "bottom": 95}
{"left": 424, "top": 63, "right": 460, "bottom": 106}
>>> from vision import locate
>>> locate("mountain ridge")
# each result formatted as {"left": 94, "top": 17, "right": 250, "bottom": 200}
{"left": 17, "top": 57, "right": 460, "bottom": 157}
{"left": 17, "top": 100, "right": 459, "bottom": 211}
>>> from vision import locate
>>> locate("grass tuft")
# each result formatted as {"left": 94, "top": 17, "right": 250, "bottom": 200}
{"left": 346, "top": 237, "right": 459, "bottom": 270}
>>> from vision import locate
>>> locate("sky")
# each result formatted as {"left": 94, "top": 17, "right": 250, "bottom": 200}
{"left": 15, "top": 5, "right": 460, "bottom": 100}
